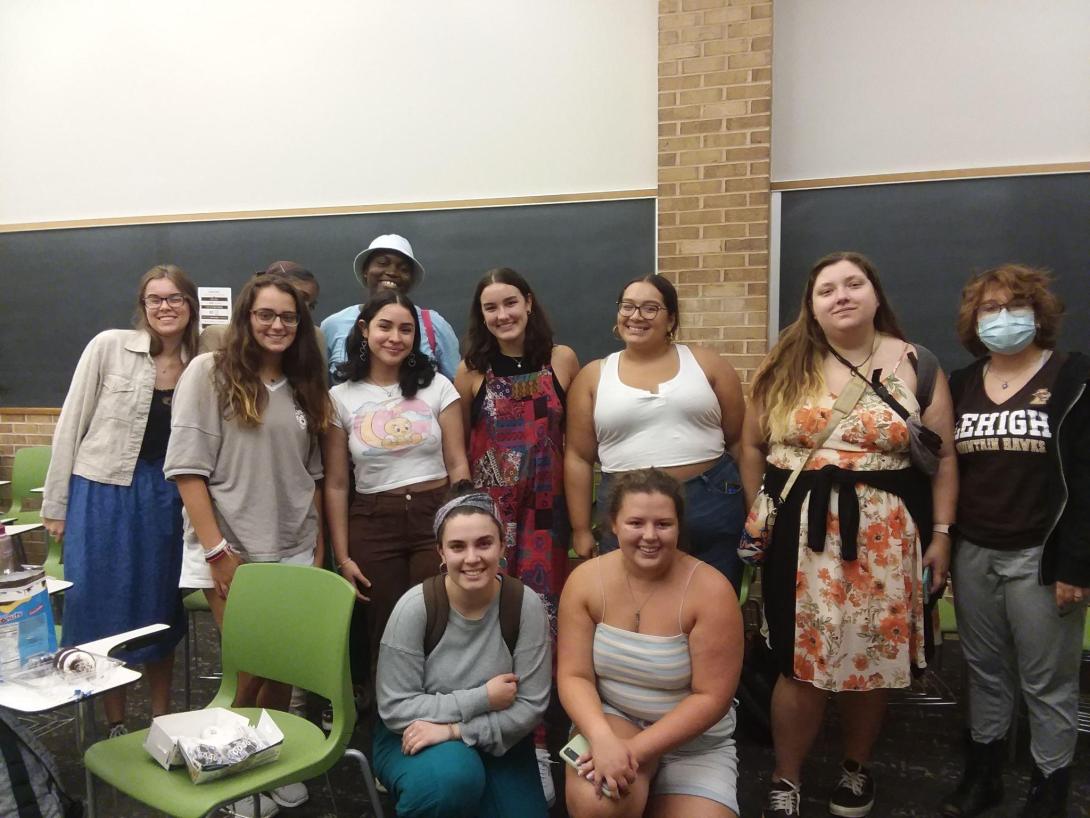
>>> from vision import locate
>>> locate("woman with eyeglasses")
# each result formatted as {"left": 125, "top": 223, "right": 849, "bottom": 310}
{"left": 164, "top": 272, "right": 331, "bottom": 813}
{"left": 42, "top": 265, "right": 199, "bottom": 737}
{"left": 940, "top": 265, "right": 1089, "bottom": 818}
{"left": 564, "top": 274, "right": 747, "bottom": 591}
{"left": 323, "top": 289, "right": 470, "bottom": 688}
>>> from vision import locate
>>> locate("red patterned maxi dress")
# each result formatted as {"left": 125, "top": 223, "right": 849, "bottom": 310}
{"left": 469, "top": 357, "right": 569, "bottom": 618}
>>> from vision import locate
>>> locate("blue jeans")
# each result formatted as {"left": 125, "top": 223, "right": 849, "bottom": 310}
{"left": 597, "top": 454, "right": 745, "bottom": 591}
{"left": 373, "top": 720, "right": 548, "bottom": 818}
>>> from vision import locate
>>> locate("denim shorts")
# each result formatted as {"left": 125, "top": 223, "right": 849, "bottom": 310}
{"left": 597, "top": 453, "right": 745, "bottom": 591}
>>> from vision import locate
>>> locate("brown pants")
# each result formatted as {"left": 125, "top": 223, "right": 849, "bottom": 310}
{"left": 348, "top": 486, "right": 445, "bottom": 683}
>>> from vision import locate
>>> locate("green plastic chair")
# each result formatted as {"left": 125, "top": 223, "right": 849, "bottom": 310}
{"left": 1, "top": 445, "right": 52, "bottom": 525}
{"left": 83, "top": 563, "right": 372, "bottom": 818}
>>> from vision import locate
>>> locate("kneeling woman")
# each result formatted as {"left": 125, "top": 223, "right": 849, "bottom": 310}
{"left": 374, "top": 484, "right": 552, "bottom": 818}
{"left": 558, "top": 469, "right": 743, "bottom": 818}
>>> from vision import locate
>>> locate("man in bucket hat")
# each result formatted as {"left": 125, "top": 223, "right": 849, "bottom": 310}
{"left": 320, "top": 234, "right": 460, "bottom": 381}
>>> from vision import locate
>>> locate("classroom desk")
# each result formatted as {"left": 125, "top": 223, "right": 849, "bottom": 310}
{"left": 0, "top": 623, "right": 169, "bottom": 744}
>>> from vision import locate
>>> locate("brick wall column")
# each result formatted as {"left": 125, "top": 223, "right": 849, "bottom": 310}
{"left": 658, "top": 0, "right": 772, "bottom": 383}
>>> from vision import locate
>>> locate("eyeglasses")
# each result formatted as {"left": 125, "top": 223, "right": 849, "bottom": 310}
{"left": 251, "top": 309, "right": 300, "bottom": 327}
{"left": 142, "top": 294, "right": 188, "bottom": 309}
{"left": 978, "top": 298, "right": 1031, "bottom": 317}
{"left": 617, "top": 301, "right": 665, "bottom": 320}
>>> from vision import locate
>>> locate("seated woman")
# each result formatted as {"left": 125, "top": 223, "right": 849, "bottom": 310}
{"left": 557, "top": 469, "right": 743, "bottom": 818}
{"left": 373, "top": 482, "right": 552, "bottom": 818}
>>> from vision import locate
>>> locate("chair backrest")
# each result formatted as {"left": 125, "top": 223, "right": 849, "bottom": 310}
{"left": 6, "top": 446, "right": 51, "bottom": 517}
{"left": 213, "top": 564, "right": 356, "bottom": 745}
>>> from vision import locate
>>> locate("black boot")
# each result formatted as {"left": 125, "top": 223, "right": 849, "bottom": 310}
{"left": 940, "top": 732, "right": 1005, "bottom": 817}
{"left": 1019, "top": 765, "right": 1070, "bottom": 818}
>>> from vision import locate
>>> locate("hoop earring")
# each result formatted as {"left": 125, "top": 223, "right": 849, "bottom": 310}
{"left": 611, "top": 325, "right": 621, "bottom": 339}
{"left": 359, "top": 345, "right": 369, "bottom": 362}
{"left": 667, "top": 329, "right": 675, "bottom": 342}
{"left": 439, "top": 562, "right": 448, "bottom": 575}
{"left": 498, "top": 556, "right": 509, "bottom": 572}
{"left": 407, "top": 353, "right": 417, "bottom": 367}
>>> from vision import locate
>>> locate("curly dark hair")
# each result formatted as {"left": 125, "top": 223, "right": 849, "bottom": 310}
{"left": 336, "top": 290, "right": 437, "bottom": 397}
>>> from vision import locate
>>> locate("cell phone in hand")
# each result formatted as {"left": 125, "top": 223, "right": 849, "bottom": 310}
{"left": 922, "top": 565, "right": 933, "bottom": 605}
{"left": 560, "top": 734, "right": 615, "bottom": 798}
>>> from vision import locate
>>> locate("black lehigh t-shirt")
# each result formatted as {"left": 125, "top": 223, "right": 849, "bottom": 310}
{"left": 954, "top": 353, "right": 1064, "bottom": 550}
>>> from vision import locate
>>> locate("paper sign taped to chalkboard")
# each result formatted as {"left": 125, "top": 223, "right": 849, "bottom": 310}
{"left": 198, "top": 287, "right": 232, "bottom": 330}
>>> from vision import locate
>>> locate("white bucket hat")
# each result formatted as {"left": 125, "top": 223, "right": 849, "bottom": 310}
{"left": 352, "top": 234, "right": 426, "bottom": 289}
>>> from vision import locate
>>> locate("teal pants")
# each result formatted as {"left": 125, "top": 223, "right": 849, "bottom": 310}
{"left": 373, "top": 720, "right": 548, "bottom": 818}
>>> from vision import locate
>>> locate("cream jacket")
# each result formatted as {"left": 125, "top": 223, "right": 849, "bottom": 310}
{"left": 42, "top": 329, "right": 180, "bottom": 519}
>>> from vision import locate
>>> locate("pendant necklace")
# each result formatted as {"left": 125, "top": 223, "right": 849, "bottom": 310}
{"left": 503, "top": 352, "right": 524, "bottom": 370}
{"left": 985, "top": 350, "right": 1049, "bottom": 390}
{"left": 368, "top": 379, "right": 398, "bottom": 398}
{"left": 623, "top": 570, "right": 659, "bottom": 633}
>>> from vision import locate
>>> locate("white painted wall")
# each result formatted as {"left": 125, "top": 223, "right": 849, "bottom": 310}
{"left": 771, "top": 1, "right": 1090, "bottom": 182}
{"left": 0, "top": 0, "right": 656, "bottom": 224}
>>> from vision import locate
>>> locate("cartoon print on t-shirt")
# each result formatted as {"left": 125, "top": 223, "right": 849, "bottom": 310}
{"left": 353, "top": 397, "right": 433, "bottom": 452}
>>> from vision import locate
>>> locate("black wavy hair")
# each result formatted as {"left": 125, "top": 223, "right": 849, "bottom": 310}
{"left": 335, "top": 290, "right": 436, "bottom": 397}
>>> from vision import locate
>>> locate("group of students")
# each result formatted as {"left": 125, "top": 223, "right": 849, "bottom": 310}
{"left": 38, "top": 236, "right": 1087, "bottom": 818}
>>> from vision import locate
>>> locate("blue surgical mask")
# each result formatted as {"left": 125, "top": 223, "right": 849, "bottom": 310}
{"left": 977, "top": 308, "right": 1036, "bottom": 354}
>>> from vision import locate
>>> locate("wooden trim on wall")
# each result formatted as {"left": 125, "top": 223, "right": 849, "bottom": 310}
{"left": 770, "top": 162, "right": 1090, "bottom": 192}
{"left": 0, "top": 189, "right": 658, "bottom": 234}
{"left": 0, "top": 408, "right": 61, "bottom": 415}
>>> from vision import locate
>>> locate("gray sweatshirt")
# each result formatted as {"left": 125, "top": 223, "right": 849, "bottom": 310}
{"left": 377, "top": 580, "right": 551, "bottom": 756}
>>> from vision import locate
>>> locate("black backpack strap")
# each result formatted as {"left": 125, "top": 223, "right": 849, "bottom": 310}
{"left": 498, "top": 575, "right": 525, "bottom": 658}
{"left": 422, "top": 575, "right": 450, "bottom": 658}
{"left": 908, "top": 344, "right": 940, "bottom": 414}
{"left": 0, "top": 720, "right": 44, "bottom": 818}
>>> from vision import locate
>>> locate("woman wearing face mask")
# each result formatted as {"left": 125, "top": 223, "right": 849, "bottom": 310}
{"left": 940, "top": 265, "right": 1089, "bottom": 818}
{"left": 372, "top": 482, "right": 551, "bottom": 818}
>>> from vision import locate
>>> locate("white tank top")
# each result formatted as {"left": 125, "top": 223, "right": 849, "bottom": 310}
{"left": 594, "top": 344, "right": 725, "bottom": 472}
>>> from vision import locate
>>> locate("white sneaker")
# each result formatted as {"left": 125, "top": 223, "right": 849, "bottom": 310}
{"left": 269, "top": 782, "right": 308, "bottom": 808}
{"left": 288, "top": 686, "right": 307, "bottom": 718}
{"left": 535, "top": 747, "right": 556, "bottom": 807}
{"left": 223, "top": 794, "right": 279, "bottom": 818}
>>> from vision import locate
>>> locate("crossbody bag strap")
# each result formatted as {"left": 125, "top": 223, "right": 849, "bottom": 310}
{"left": 778, "top": 373, "right": 867, "bottom": 502}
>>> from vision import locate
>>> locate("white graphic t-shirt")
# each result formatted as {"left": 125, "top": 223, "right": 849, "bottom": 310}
{"left": 330, "top": 375, "right": 459, "bottom": 493}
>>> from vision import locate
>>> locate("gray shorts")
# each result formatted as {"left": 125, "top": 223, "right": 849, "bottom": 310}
{"left": 602, "top": 703, "right": 739, "bottom": 814}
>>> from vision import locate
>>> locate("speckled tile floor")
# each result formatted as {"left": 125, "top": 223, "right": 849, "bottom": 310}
{"left": 28, "top": 606, "right": 1090, "bottom": 818}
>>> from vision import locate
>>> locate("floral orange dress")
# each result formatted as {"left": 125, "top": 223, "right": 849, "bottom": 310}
{"left": 764, "top": 367, "right": 927, "bottom": 692}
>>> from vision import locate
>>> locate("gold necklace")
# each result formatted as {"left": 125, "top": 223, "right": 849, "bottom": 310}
{"left": 623, "top": 569, "right": 659, "bottom": 633}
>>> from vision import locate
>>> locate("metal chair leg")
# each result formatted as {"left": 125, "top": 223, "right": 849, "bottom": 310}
{"left": 85, "top": 766, "right": 96, "bottom": 818}
{"left": 184, "top": 615, "right": 192, "bottom": 710}
{"left": 344, "top": 747, "right": 386, "bottom": 818}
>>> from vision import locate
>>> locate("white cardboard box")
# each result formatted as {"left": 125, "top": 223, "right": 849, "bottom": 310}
{"left": 144, "top": 707, "right": 283, "bottom": 783}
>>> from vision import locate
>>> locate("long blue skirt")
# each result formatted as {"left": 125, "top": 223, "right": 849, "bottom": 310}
{"left": 60, "top": 457, "right": 186, "bottom": 665}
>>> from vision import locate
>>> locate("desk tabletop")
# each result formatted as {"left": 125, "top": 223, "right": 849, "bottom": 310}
{"left": 3, "top": 523, "right": 43, "bottom": 536}
{"left": 0, "top": 623, "right": 168, "bottom": 714}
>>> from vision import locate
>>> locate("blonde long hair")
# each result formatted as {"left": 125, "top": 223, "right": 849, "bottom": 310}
{"left": 751, "top": 251, "right": 905, "bottom": 439}
{"left": 214, "top": 274, "right": 331, "bottom": 431}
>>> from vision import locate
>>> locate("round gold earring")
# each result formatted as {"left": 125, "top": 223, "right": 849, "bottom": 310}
{"left": 611, "top": 326, "right": 621, "bottom": 339}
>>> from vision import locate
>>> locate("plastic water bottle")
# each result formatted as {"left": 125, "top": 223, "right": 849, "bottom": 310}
{"left": 0, "top": 523, "right": 13, "bottom": 574}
